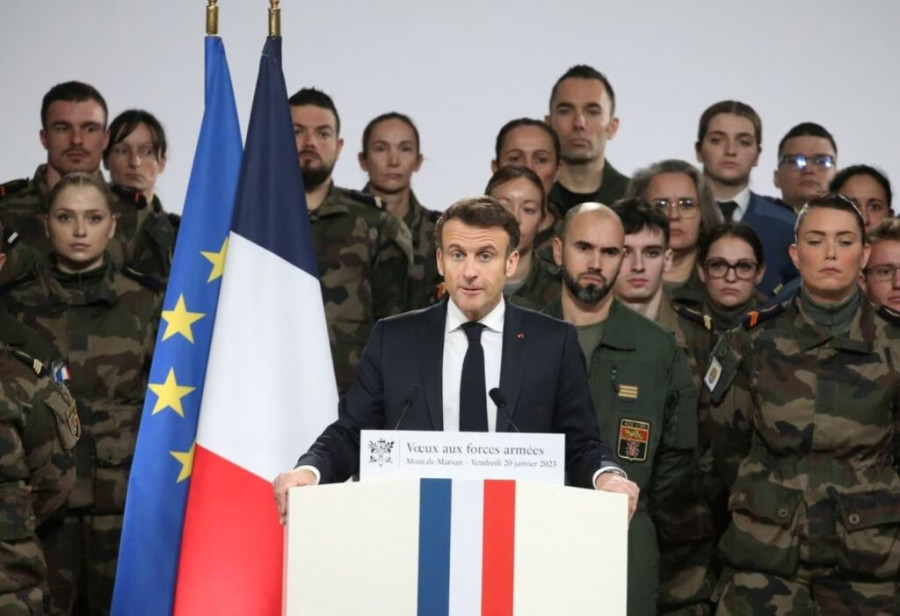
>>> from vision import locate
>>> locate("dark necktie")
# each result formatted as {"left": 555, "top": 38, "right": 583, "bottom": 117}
{"left": 719, "top": 200, "right": 738, "bottom": 221}
{"left": 459, "top": 322, "right": 488, "bottom": 432}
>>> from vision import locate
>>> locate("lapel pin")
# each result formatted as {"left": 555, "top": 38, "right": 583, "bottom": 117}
{"left": 517, "top": 332, "right": 525, "bottom": 339}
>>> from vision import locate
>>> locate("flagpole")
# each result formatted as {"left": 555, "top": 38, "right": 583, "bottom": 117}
{"left": 269, "top": 0, "right": 280, "bottom": 37}
{"left": 207, "top": 0, "right": 218, "bottom": 36}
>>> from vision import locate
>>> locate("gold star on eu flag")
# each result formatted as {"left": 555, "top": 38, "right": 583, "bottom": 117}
{"left": 148, "top": 368, "right": 196, "bottom": 417}
{"left": 170, "top": 442, "right": 195, "bottom": 483}
{"left": 161, "top": 294, "right": 205, "bottom": 343}
{"left": 201, "top": 237, "right": 229, "bottom": 282}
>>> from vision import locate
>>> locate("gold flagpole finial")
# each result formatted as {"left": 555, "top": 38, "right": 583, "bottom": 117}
{"left": 206, "top": 0, "right": 219, "bottom": 36}
{"left": 269, "top": 0, "right": 281, "bottom": 37}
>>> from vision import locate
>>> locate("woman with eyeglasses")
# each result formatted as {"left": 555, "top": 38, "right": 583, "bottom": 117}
{"left": 626, "top": 159, "right": 722, "bottom": 307}
{"left": 706, "top": 194, "right": 900, "bottom": 615}
{"left": 861, "top": 217, "right": 900, "bottom": 312}
{"left": 102, "top": 109, "right": 178, "bottom": 283}
{"left": 829, "top": 164, "right": 893, "bottom": 233}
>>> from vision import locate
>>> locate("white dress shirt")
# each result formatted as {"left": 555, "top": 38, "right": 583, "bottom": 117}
{"left": 442, "top": 297, "right": 504, "bottom": 432}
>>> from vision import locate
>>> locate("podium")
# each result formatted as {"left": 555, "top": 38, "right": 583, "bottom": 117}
{"left": 284, "top": 477, "right": 628, "bottom": 615}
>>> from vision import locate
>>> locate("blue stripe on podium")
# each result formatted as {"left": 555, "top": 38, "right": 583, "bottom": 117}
{"left": 418, "top": 478, "right": 452, "bottom": 615}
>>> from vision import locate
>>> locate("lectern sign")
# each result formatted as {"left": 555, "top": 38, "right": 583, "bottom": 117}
{"left": 359, "top": 429, "right": 565, "bottom": 484}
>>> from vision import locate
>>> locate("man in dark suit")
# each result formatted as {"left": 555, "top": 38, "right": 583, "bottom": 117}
{"left": 695, "top": 100, "right": 798, "bottom": 297}
{"left": 274, "top": 196, "right": 638, "bottom": 521}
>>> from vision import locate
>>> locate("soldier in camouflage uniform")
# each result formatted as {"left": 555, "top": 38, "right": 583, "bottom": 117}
{"left": 0, "top": 82, "right": 175, "bottom": 287}
{"left": 289, "top": 88, "right": 412, "bottom": 394}
{"left": 708, "top": 195, "right": 900, "bottom": 614}
{"left": 486, "top": 165, "right": 561, "bottom": 311}
{"left": 358, "top": 111, "right": 442, "bottom": 310}
{"left": 0, "top": 174, "right": 160, "bottom": 616}
{"left": 545, "top": 203, "right": 702, "bottom": 616}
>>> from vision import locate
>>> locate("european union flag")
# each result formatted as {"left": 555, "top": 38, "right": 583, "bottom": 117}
{"left": 111, "top": 36, "right": 243, "bottom": 616}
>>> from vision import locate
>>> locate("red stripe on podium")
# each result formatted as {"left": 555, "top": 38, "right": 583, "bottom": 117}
{"left": 481, "top": 480, "right": 516, "bottom": 615}
{"left": 173, "top": 445, "right": 284, "bottom": 616}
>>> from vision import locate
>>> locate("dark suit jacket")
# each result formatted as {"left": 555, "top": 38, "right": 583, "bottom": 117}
{"left": 297, "top": 300, "right": 618, "bottom": 488}
{"left": 742, "top": 192, "right": 798, "bottom": 297}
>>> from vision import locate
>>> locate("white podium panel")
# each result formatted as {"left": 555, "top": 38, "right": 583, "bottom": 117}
{"left": 285, "top": 479, "right": 627, "bottom": 616}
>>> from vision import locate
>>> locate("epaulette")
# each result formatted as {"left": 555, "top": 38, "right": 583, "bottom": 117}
{"left": 876, "top": 304, "right": 900, "bottom": 327}
{"left": 121, "top": 266, "right": 163, "bottom": 293}
{"left": 672, "top": 302, "right": 712, "bottom": 331}
{"left": 9, "top": 347, "right": 47, "bottom": 378}
{"left": 345, "top": 189, "right": 384, "bottom": 210}
{"left": 0, "top": 270, "right": 37, "bottom": 297}
{"left": 741, "top": 299, "right": 790, "bottom": 330}
{"left": 0, "top": 178, "right": 29, "bottom": 200}
{"left": 166, "top": 212, "right": 181, "bottom": 232}
{"left": 110, "top": 184, "right": 149, "bottom": 210}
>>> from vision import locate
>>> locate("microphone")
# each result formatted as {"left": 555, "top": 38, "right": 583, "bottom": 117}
{"left": 391, "top": 385, "right": 420, "bottom": 431}
{"left": 489, "top": 388, "right": 519, "bottom": 433}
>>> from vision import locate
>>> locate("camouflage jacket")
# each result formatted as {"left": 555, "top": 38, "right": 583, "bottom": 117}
{"left": 310, "top": 184, "right": 413, "bottom": 394}
{"left": 507, "top": 258, "right": 561, "bottom": 312}
{"left": 710, "top": 292, "right": 900, "bottom": 580}
{"left": 392, "top": 188, "right": 441, "bottom": 311}
{"left": 0, "top": 255, "right": 161, "bottom": 515}
{"left": 0, "top": 165, "right": 177, "bottom": 285}
{"left": 0, "top": 342, "right": 78, "bottom": 599}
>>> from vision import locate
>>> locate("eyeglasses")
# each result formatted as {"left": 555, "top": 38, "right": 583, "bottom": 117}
{"left": 863, "top": 264, "right": 900, "bottom": 281}
{"left": 703, "top": 258, "right": 759, "bottom": 280}
{"left": 778, "top": 154, "right": 835, "bottom": 171}
{"left": 651, "top": 198, "right": 699, "bottom": 218}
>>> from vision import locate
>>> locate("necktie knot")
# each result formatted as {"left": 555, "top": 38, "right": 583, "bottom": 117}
{"left": 719, "top": 200, "right": 738, "bottom": 221}
{"left": 461, "top": 321, "right": 485, "bottom": 342}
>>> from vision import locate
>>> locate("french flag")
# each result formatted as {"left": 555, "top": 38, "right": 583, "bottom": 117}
{"left": 286, "top": 479, "right": 628, "bottom": 615}
{"left": 173, "top": 37, "right": 337, "bottom": 614}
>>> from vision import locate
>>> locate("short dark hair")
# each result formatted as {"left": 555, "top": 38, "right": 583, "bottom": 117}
{"left": 696, "top": 100, "right": 762, "bottom": 147}
{"left": 795, "top": 193, "right": 865, "bottom": 242}
{"left": 41, "top": 81, "right": 108, "bottom": 129}
{"left": 830, "top": 164, "right": 892, "bottom": 208}
{"left": 484, "top": 164, "right": 547, "bottom": 217}
{"left": 47, "top": 171, "right": 115, "bottom": 212}
{"left": 494, "top": 118, "right": 560, "bottom": 163}
{"left": 288, "top": 87, "right": 341, "bottom": 135}
{"left": 361, "top": 112, "right": 420, "bottom": 156}
{"left": 104, "top": 109, "right": 168, "bottom": 164}
{"left": 549, "top": 65, "right": 616, "bottom": 116}
{"left": 777, "top": 122, "right": 837, "bottom": 157}
{"left": 698, "top": 222, "right": 765, "bottom": 266}
{"left": 434, "top": 196, "right": 520, "bottom": 256}
{"left": 610, "top": 198, "right": 670, "bottom": 246}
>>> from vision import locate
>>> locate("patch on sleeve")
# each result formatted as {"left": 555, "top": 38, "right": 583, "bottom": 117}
{"left": 617, "top": 419, "right": 650, "bottom": 462}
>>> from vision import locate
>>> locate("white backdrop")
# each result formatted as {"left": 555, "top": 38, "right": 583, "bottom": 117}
{"left": 1, "top": 1, "right": 897, "bottom": 214}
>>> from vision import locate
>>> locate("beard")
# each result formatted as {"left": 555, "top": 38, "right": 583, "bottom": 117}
{"left": 562, "top": 265, "right": 617, "bottom": 306}
{"left": 301, "top": 160, "right": 335, "bottom": 191}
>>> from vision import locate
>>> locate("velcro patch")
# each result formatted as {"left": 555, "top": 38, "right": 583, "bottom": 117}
{"left": 617, "top": 419, "right": 650, "bottom": 462}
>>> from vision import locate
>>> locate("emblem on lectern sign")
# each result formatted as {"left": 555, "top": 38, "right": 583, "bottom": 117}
{"left": 367, "top": 438, "right": 395, "bottom": 466}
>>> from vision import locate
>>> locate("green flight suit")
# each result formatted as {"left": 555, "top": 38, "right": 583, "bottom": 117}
{"left": 545, "top": 298, "right": 700, "bottom": 615}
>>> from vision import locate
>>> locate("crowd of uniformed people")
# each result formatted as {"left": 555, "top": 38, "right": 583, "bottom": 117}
{"left": 0, "top": 64, "right": 897, "bottom": 615}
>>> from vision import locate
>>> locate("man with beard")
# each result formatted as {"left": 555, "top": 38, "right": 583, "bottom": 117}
{"left": 289, "top": 88, "right": 413, "bottom": 394}
{"left": 543, "top": 202, "right": 700, "bottom": 616}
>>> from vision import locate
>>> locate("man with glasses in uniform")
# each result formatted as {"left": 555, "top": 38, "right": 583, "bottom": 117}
{"left": 862, "top": 218, "right": 900, "bottom": 312}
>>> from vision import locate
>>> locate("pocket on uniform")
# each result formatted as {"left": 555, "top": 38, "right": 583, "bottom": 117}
{"left": 719, "top": 480, "right": 803, "bottom": 577}
{"left": 0, "top": 482, "right": 37, "bottom": 542}
{"left": 834, "top": 490, "right": 900, "bottom": 579}
{"left": 91, "top": 403, "right": 141, "bottom": 513}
